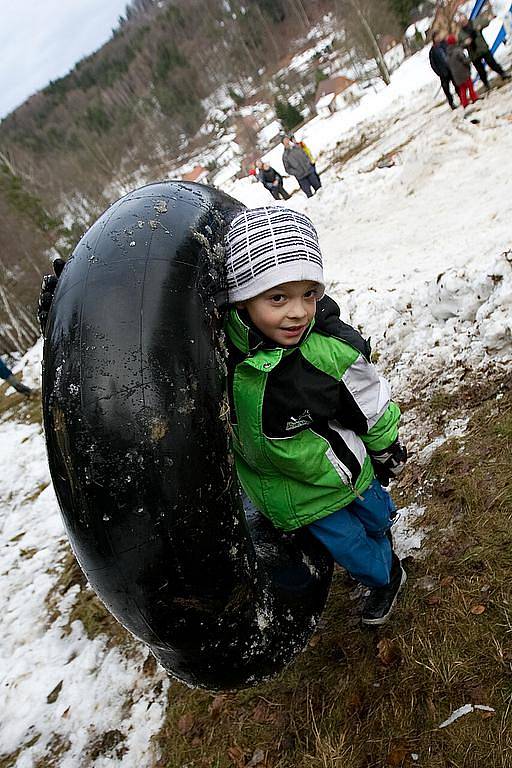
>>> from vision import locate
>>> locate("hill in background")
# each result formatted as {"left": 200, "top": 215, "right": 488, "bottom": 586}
{"left": 0, "top": 0, "right": 418, "bottom": 352}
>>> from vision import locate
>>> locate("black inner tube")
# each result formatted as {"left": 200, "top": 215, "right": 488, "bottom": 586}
{"left": 42, "top": 181, "right": 333, "bottom": 690}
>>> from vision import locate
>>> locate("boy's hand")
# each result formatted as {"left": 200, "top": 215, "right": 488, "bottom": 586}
{"left": 38, "top": 258, "right": 66, "bottom": 334}
{"left": 370, "top": 441, "right": 408, "bottom": 487}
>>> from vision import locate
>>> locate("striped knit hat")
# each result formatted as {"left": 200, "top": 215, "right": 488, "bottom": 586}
{"left": 224, "top": 207, "right": 325, "bottom": 303}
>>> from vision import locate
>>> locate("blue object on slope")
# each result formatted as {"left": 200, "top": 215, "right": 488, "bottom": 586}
{"left": 470, "top": 0, "right": 487, "bottom": 19}
{"left": 469, "top": 0, "right": 511, "bottom": 68}
{"left": 0, "top": 357, "right": 13, "bottom": 380}
{"left": 490, "top": 22, "right": 507, "bottom": 53}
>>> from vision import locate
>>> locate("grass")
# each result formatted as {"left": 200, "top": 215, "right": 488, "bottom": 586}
{"left": 153, "top": 374, "right": 512, "bottom": 768}
{"left": 45, "top": 547, "right": 132, "bottom": 648}
{"left": 0, "top": 381, "right": 42, "bottom": 425}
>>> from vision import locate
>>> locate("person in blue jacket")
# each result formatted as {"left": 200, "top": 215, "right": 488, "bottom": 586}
{"left": 429, "top": 31, "right": 457, "bottom": 109}
{"left": 0, "top": 357, "right": 32, "bottom": 396}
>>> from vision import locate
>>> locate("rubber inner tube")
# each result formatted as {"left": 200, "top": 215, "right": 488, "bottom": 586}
{"left": 42, "top": 181, "right": 333, "bottom": 690}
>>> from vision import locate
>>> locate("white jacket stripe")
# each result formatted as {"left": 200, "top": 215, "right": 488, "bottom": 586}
{"left": 341, "top": 354, "right": 392, "bottom": 430}
{"left": 327, "top": 420, "right": 368, "bottom": 468}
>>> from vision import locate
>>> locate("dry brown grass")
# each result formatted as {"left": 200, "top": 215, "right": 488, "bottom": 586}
{"left": 153, "top": 374, "right": 512, "bottom": 768}
{"left": 0, "top": 380, "right": 42, "bottom": 425}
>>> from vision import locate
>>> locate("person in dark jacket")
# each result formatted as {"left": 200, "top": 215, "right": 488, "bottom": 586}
{"left": 429, "top": 32, "right": 457, "bottom": 109}
{"left": 282, "top": 137, "right": 321, "bottom": 198}
{"left": 255, "top": 160, "right": 291, "bottom": 200}
{"left": 0, "top": 357, "right": 32, "bottom": 396}
{"left": 458, "top": 13, "right": 510, "bottom": 89}
{"left": 223, "top": 206, "right": 408, "bottom": 626}
{"left": 446, "top": 35, "right": 479, "bottom": 108}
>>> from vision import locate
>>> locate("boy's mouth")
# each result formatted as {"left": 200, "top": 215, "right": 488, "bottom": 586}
{"left": 280, "top": 324, "right": 306, "bottom": 337}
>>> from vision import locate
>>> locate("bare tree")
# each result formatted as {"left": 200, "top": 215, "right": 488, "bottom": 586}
{"left": 336, "top": 0, "right": 401, "bottom": 85}
{"left": 432, "top": 0, "right": 465, "bottom": 35}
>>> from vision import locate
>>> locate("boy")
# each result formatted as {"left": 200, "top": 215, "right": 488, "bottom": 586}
{"left": 223, "top": 206, "right": 407, "bottom": 625}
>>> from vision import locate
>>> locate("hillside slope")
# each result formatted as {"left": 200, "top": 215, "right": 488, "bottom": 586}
{"left": 1, "top": 44, "right": 512, "bottom": 768}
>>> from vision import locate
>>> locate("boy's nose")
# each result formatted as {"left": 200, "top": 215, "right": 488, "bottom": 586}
{"left": 287, "top": 300, "right": 308, "bottom": 319}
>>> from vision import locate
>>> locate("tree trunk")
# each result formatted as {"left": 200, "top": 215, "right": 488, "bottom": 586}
{"left": 348, "top": 0, "right": 392, "bottom": 85}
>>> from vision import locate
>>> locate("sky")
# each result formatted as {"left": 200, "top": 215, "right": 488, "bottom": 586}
{"left": 0, "top": 0, "right": 131, "bottom": 119}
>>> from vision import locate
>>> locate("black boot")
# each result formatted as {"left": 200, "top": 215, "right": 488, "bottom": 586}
{"left": 361, "top": 553, "right": 406, "bottom": 626}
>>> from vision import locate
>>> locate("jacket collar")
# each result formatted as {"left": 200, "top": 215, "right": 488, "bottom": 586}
{"left": 225, "top": 307, "right": 315, "bottom": 356}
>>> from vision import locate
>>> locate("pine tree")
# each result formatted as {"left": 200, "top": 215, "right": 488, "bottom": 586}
{"left": 275, "top": 98, "right": 303, "bottom": 132}
{"left": 388, "top": 0, "right": 417, "bottom": 30}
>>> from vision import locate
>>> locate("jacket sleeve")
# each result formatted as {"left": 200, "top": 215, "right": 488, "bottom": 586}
{"left": 474, "top": 17, "right": 490, "bottom": 32}
{"left": 336, "top": 353, "right": 401, "bottom": 452}
{"left": 282, "top": 153, "right": 292, "bottom": 175}
{"left": 458, "top": 29, "right": 468, "bottom": 46}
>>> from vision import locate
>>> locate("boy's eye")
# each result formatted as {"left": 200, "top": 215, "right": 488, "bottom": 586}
{"left": 269, "top": 294, "right": 286, "bottom": 303}
{"left": 304, "top": 288, "right": 320, "bottom": 299}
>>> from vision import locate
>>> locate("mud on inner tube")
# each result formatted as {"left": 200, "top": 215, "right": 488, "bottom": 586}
{"left": 42, "top": 181, "right": 333, "bottom": 691}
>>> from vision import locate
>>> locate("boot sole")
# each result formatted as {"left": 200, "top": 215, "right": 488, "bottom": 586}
{"left": 361, "top": 567, "right": 407, "bottom": 626}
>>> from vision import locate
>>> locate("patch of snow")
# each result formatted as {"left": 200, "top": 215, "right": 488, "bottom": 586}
{"left": 438, "top": 703, "right": 495, "bottom": 729}
{"left": 0, "top": 417, "right": 169, "bottom": 766}
{"left": 417, "top": 418, "right": 470, "bottom": 464}
{"left": 392, "top": 504, "right": 427, "bottom": 559}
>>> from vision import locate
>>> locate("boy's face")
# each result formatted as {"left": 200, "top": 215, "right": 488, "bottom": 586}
{"left": 238, "top": 280, "right": 321, "bottom": 346}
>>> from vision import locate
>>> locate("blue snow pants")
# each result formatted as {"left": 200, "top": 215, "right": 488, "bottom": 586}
{"left": 307, "top": 479, "right": 396, "bottom": 588}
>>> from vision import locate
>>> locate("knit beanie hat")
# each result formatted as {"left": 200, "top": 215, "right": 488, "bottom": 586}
{"left": 224, "top": 207, "right": 325, "bottom": 303}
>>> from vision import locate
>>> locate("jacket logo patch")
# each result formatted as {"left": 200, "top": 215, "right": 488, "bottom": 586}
{"left": 285, "top": 410, "right": 313, "bottom": 431}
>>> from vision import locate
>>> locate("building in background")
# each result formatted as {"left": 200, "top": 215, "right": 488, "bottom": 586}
{"left": 314, "top": 75, "right": 358, "bottom": 117}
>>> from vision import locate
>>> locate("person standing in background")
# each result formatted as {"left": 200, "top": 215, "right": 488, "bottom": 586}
{"left": 282, "top": 136, "right": 321, "bottom": 198}
{"left": 291, "top": 136, "right": 321, "bottom": 188}
{"left": 446, "top": 35, "right": 479, "bottom": 109}
{"left": 0, "top": 357, "right": 32, "bottom": 396}
{"left": 429, "top": 31, "right": 457, "bottom": 109}
{"left": 458, "top": 13, "right": 510, "bottom": 90}
{"left": 256, "top": 160, "right": 291, "bottom": 200}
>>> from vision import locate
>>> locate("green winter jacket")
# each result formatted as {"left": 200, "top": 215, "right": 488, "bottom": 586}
{"left": 224, "top": 296, "right": 401, "bottom": 532}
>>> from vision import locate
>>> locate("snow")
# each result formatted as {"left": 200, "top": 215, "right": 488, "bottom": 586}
{"left": 257, "top": 119, "right": 282, "bottom": 145}
{"left": 405, "top": 17, "right": 433, "bottom": 40}
{"left": 0, "top": 356, "right": 169, "bottom": 765}
{"left": 228, "top": 45, "right": 512, "bottom": 400}
{"left": 2, "top": 37, "right": 512, "bottom": 765}
{"left": 438, "top": 703, "right": 495, "bottom": 729}
{"left": 392, "top": 504, "right": 428, "bottom": 559}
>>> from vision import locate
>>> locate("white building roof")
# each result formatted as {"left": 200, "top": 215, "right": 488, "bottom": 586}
{"left": 316, "top": 92, "right": 336, "bottom": 109}
{"left": 258, "top": 120, "right": 282, "bottom": 144}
